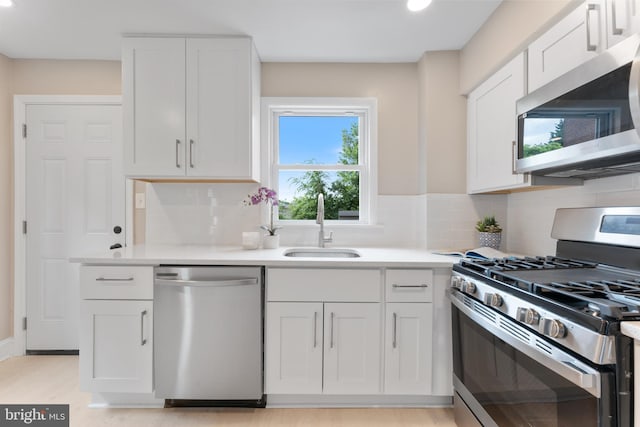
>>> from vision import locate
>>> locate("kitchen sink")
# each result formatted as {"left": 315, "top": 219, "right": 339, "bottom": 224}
{"left": 282, "top": 248, "right": 361, "bottom": 258}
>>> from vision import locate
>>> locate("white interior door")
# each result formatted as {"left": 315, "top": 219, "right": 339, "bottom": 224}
{"left": 26, "top": 104, "right": 124, "bottom": 351}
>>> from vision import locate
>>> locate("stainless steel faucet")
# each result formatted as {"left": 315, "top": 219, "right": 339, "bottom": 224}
{"left": 316, "top": 193, "right": 333, "bottom": 248}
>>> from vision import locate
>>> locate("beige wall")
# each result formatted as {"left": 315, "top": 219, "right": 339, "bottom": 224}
{"left": 459, "top": 0, "right": 575, "bottom": 94}
{"left": 261, "top": 63, "right": 419, "bottom": 195}
{"left": 12, "top": 59, "right": 121, "bottom": 94}
{"left": 418, "top": 51, "right": 467, "bottom": 194}
{"left": 0, "top": 54, "right": 13, "bottom": 341}
{"left": 0, "top": 59, "right": 121, "bottom": 342}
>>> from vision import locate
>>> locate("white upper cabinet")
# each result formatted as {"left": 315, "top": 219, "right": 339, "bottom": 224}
{"left": 606, "top": 0, "right": 640, "bottom": 48}
{"left": 467, "top": 52, "right": 527, "bottom": 194}
{"left": 123, "top": 36, "right": 260, "bottom": 180}
{"left": 528, "top": 0, "right": 606, "bottom": 92}
{"left": 122, "top": 38, "right": 185, "bottom": 177}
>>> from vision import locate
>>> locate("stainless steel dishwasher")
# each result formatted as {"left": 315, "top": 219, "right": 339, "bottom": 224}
{"left": 154, "top": 266, "right": 265, "bottom": 407}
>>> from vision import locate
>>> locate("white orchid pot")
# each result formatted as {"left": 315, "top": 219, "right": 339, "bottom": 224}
{"left": 263, "top": 234, "right": 280, "bottom": 249}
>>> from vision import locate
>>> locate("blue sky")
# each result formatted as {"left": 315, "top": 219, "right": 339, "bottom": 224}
{"left": 279, "top": 116, "right": 358, "bottom": 164}
{"left": 277, "top": 115, "right": 358, "bottom": 202}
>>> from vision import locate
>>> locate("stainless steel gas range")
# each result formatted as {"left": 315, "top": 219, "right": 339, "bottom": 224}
{"left": 450, "top": 207, "right": 640, "bottom": 427}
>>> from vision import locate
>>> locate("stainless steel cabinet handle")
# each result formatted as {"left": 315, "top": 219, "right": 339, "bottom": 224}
{"left": 189, "top": 139, "right": 195, "bottom": 168}
{"left": 392, "top": 312, "right": 398, "bottom": 349}
{"left": 155, "top": 278, "right": 258, "bottom": 287}
{"left": 330, "top": 312, "right": 335, "bottom": 349}
{"left": 96, "top": 277, "right": 134, "bottom": 282}
{"left": 586, "top": 4, "right": 598, "bottom": 52}
{"left": 512, "top": 140, "right": 518, "bottom": 175}
{"left": 175, "top": 139, "right": 181, "bottom": 168}
{"left": 313, "top": 311, "right": 318, "bottom": 348}
{"left": 392, "top": 284, "right": 428, "bottom": 288}
{"left": 611, "top": 0, "right": 624, "bottom": 35}
{"left": 140, "top": 310, "right": 148, "bottom": 346}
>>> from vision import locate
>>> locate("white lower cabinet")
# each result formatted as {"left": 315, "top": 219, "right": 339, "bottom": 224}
{"left": 384, "top": 303, "right": 433, "bottom": 394}
{"left": 79, "top": 264, "right": 154, "bottom": 395}
{"left": 265, "top": 302, "right": 323, "bottom": 394}
{"left": 79, "top": 300, "right": 153, "bottom": 393}
{"left": 265, "top": 301, "right": 381, "bottom": 395}
{"left": 265, "top": 267, "right": 443, "bottom": 399}
{"left": 323, "top": 303, "right": 381, "bottom": 394}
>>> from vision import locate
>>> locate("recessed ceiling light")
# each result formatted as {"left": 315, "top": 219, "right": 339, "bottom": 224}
{"left": 407, "top": 0, "right": 432, "bottom": 12}
{"left": 0, "top": 0, "right": 14, "bottom": 7}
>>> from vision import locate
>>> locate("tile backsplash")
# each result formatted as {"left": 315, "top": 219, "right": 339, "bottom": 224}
{"left": 145, "top": 183, "right": 262, "bottom": 245}
{"left": 141, "top": 173, "right": 640, "bottom": 252}
{"left": 506, "top": 173, "right": 640, "bottom": 256}
{"left": 144, "top": 183, "right": 429, "bottom": 248}
{"left": 426, "top": 193, "right": 508, "bottom": 251}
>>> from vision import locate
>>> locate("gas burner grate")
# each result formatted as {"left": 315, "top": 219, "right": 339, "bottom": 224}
{"left": 534, "top": 279, "right": 640, "bottom": 319}
{"left": 459, "top": 256, "right": 597, "bottom": 277}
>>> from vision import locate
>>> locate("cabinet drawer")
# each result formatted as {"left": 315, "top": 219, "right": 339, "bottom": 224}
{"left": 267, "top": 268, "right": 381, "bottom": 302}
{"left": 80, "top": 265, "right": 153, "bottom": 300}
{"left": 385, "top": 269, "right": 433, "bottom": 302}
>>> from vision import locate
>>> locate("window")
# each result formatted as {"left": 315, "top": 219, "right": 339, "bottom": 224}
{"left": 262, "top": 98, "right": 377, "bottom": 225}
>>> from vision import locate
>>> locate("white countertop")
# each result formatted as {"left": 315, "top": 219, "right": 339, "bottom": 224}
{"left": 621, "top": 322, "right": 640, "bottom": 341}
{"left": 70, "top": 244, "right": 458, "bottom": 268}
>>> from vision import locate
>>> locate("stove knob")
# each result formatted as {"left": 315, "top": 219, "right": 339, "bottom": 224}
{"left": 540, "top": 318, "right": 567, "bottom": 338}
{"left": 462, "top": 281, "right": 476, "bottom": 294}
{"left": 451, "top": 276, "right": 462, "bottom": 288}
{"left": 484, "top": 293, "right": 503, "bottom": 308}
{"left": 516, "top": 308, "right": 540, "bottom": 325}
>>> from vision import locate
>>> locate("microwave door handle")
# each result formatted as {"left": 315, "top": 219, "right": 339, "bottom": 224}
{"left": 586, "top": 4, "right": 598, "bottom": 52}
{"left": 512, "top": 140, "right": 518, "bottom": 175}
{"left": 627, "top": 36, "right": 640, "bottom": 131}
{"left": 611, "top": 0, "right": 624, "bottom": 35}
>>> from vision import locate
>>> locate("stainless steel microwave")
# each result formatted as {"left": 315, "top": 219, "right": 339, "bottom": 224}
{"left": 516, "top": 34, "right": 640, "bottom": 179}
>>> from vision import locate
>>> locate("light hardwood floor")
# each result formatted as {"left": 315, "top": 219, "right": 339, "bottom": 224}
{"left": 0, "top": 356, "right": 456, "bottom": 426}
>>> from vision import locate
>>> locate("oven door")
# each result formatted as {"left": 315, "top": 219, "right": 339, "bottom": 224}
{"left": 449, "top": 289, "right": 617, "bottom": 427}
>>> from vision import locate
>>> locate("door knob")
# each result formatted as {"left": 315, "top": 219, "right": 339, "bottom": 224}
{"left": 113, "top": 226, "right": 122, "bottom": 234}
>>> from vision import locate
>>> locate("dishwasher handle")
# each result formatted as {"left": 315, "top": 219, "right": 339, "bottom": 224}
{"left": 155, "top": 277, "right": 258, "bottom": 288}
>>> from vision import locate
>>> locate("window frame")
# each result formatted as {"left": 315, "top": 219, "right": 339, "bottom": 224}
{"left": 261, "top": 97, "right": 378, "bottom": 226}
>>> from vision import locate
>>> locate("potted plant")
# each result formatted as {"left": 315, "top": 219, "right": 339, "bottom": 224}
{"left": 476, "top": 215, "right": 502, "bottom": 249}
{"left": 245, "top": 187, "right": 281, "bottom": 248}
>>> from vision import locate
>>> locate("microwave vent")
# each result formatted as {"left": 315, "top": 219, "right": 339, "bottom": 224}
{"left": 539, "top": 160, "right": 640, "bottom": 179}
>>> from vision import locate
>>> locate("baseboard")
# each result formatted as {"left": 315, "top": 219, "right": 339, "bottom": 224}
{"left": 0, "top": 337, "right": 15, "bottom": 362}
{"left": 266, "top": 394, "right": 453, "bottom": 408}
{"left": 89, "top": 392, "right": 165, "bottom": 408}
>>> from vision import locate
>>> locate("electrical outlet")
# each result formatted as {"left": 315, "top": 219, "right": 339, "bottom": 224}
{"left": 135, "top": 193, "right": 146, "bottom": 209}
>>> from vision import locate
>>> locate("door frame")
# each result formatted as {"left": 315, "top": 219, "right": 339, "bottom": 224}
{"left": 12, "top": 95, "right": 130, "bottom": 357}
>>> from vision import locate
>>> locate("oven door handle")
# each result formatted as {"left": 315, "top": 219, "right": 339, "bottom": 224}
{"left": 449, "top": 289, "right": 602, "bottom": 398}
{"left": 561, "top": 360, "right": 597, "bottom": 389}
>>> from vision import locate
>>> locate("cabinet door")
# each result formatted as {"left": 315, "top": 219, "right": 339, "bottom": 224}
{"left": 528, "top": 1, "right": 605, "bottom": 92}
{"left": 384, "top": 303, "right": 433, "bottom": 395}
{"left": 265, "top": 302, "right": 323, "bottom": 394}
{"left": 467, "top": 53, "right": 526, "bottom": 194}
{"left": 606, "top": 0, "right": 640, "bottom": 48}
{"left": 123, "top": 37, "right": 186, "bottom": 177}
{"left": 323, "top": 303, "right": 381, "bottom": 394}
{"left": 186, "top": 38, "right": 257, "bottom": 179}
{"left": 79, "top": 300, "right": 152, "bottom": 393}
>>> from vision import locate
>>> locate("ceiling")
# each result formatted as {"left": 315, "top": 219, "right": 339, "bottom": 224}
{"left": 0, "top": 0, "right": 502, "bottom": 62}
